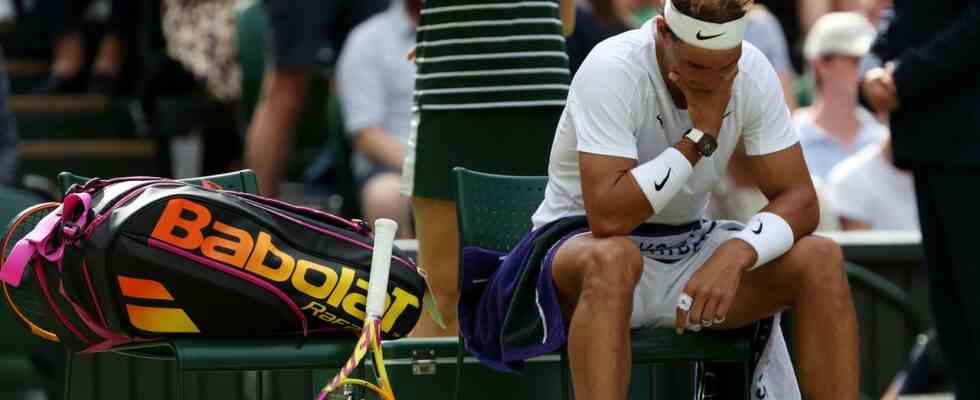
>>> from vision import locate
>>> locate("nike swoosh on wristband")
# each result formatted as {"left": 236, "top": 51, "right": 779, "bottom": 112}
{"left": 696, "top": 30, "right": 724, "bottom": 40}
{"left": 654, "top": 168, "right": 671, "bottom": 191}
{"left": 751, "top": 222, "right": 763, "bottom": 234}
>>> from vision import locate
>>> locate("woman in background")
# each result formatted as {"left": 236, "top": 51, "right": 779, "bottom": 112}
{"left": 404, "top": 0, "right": 576, "bottom": 337}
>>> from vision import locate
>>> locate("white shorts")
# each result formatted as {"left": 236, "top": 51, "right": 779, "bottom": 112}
{"left": 627, "top": 220, "right": 801, "bottom": 400}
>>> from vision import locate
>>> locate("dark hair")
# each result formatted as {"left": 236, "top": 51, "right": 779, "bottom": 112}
{"left": 670, "top": 0, "right": 752, "bottom": 24}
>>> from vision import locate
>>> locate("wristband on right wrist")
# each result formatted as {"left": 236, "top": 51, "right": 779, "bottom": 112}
{"left": 629, "top": 147, "right": 693, "bottom": 213}
{"left": 731, "top": 212, "right": 795, "bottom": 271}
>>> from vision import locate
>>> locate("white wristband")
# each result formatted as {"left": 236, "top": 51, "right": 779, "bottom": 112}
{"left": 629, "top": 147, "right": 693, "bottom": 213}
{"left": 731, "top": 212, "right": 795, "bottom": 270}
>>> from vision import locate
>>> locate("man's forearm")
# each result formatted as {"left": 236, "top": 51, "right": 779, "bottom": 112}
{"left": 726, "top": 184, "right": 819, "bottom": 270}
{"left": 353, "top": 127, "right": 406, "bottom": 169}
{"left": 586, "top": 141, "right": 701, "bottom": 237}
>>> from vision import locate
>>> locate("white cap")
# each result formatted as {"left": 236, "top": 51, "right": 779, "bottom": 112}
{"left": 803, "top": 12, "right": 876, "bottom": 60}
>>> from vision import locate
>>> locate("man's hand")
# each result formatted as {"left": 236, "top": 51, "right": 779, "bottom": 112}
{"left": 675, "top": 239, "right": 755, "bottom": 334}
{"left": 862, "top": 66, "right": 900, "bottom": 113}
{"left": 406, "top": 46, "right": 417, "bottom": 62}
{"left": 668, "top": 69, "right": 735, "bottom": 136}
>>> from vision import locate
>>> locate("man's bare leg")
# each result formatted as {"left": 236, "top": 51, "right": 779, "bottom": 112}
{"left": 361, "top": 173, "right": 413, "bottom": 239}
{"left": 551, "top": 235, "right": 643, "bottom": 400}
{"left": 711, "top": 236, "right": 859, "bottom": 400}
{"left": 244, "top": 68, "right": 311, "bottom": 196}
{"left": 408, "top": 196, "right": 459, "bottom": 337}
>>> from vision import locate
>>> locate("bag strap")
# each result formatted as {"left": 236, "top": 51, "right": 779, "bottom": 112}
{"left": 0, "top": 192, "right": 92, "bottom": 286}
{"left": 226, "top": 191, "right": 370, "bottom": 234}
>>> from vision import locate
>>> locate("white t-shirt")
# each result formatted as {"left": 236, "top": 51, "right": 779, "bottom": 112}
{"left": 827, "top": 142, "right": 919, "bottom": 230}
{"left": 531, "top": 21, "right": 799, "bottom": 228}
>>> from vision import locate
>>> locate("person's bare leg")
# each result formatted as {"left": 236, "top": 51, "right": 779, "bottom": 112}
{"left": 551, "top": 235, "right": 643, "bottom": 400}
{"left": 408, "top": 196, "right": 459, "bottom": 337}
{"left": 92, "top": 33, "right": 123, "bottom": 78}
{"left": 710, "top": 236, "right": 859, "bottom": 400}
{"left": 51, "top": 32, "right": 85, "bottom": 78}
{"left": 244, "top": 68, "right": 311, "bottom": 196}
{"left": 360, "top": 172, "right": 413, "bottom": 239}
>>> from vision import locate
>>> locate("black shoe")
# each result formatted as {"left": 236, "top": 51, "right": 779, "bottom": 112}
{"left": 87, "top": 73, "right": 120, "bottom": 96}
{"left": 31, "top": 72, "right": 86, "bottom": 95}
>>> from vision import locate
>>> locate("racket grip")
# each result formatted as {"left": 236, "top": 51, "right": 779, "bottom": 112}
{"left": 366, "top": 218, "right": 397, "bottom": 320}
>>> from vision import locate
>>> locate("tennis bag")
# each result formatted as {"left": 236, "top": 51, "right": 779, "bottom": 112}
{"left": 0, "top": 177, "right": 425, "bottom": 353}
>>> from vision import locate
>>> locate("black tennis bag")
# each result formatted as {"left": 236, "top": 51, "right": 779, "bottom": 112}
{"left": 0, "top": 177, "right": 425, "bottom": 353}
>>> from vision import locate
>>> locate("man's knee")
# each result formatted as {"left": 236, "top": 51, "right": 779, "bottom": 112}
{"left": 361, "top": 173, "right": 403, "bottom": 210}
{"left": 580, "top": 237, "right": 643, "bottom": 300}
{"left": 788, "top": 236, "right": 848, "bottom": 296}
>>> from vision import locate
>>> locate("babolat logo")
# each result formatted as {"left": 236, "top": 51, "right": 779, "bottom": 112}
{"left": 149, "top": 198, "right": 419, "bottom": 334}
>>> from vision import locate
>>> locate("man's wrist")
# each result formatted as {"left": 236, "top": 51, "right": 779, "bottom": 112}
{"left": 725, "top": 238, "right": 758, "bottom": 271}
{"left": 674, "top": 138, "right": 702, "bottom": 166}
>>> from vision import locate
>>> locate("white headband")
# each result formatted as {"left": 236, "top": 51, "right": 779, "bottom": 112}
{"left": 663, "top": 0, "right": 746, "bottom": 50}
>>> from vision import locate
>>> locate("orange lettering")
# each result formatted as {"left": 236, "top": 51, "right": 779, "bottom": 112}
{"left": 201, "top": 222, "right": 253, "bottom": 268}
{"left": 150, "top": 198, "right": 211, "bottom": 250}
{"left": 245, "top": 232, "right": 295, "bottom": 281}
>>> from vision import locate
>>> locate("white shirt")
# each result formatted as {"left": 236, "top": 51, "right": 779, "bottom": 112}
{"left": 531, "top": 21, "right": 799, "bottom": 228}
{"left": 827, "top": 142, "right": 919, "bottom": 230}
{"left": 794, "top": 107, "right": 886, "bottom": 180}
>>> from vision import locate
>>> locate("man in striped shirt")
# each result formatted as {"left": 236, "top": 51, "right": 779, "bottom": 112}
{"left": 403, "top": 0, "right": 577, "bottom": 337}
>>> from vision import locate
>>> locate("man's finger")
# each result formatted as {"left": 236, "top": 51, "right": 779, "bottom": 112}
{"left": 715, "top": 293, "right": 733, "bottom": 327}
{"left": 689, "top": 294, "right": 707, "bottom": 329}
{"left": 701, "top": 294, "right": 720, "bottom": 328}
{"left": 675, "top": 307, "right": 688, "bottom": 335}
{"left": 675, "top": 292, "right": 693, "bottom": 334}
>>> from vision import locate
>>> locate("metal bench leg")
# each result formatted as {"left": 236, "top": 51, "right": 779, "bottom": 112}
{"left": 560, "top": 349, "right": 570, "bottom": 400}
{"left": 257, "top": 371, "right": 263, "bottom": 400}
{"left": 173, "top": 360, "right": 183, "bottom": 400}
{"left": 63, "top": 350, "right": 73, "bottom": 400}
{"left": 454, "top": 337, "right": 465, "bottom": 400}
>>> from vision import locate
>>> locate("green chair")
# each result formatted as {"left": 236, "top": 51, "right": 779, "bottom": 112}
{"left": 0, "top": 187, "right": 56, "bottom": 396}
{"left": 452, "top": 167, "right": 754, "bottom": 400}
{"left": 52, "top": 170, "right": 367, "bottom": 400}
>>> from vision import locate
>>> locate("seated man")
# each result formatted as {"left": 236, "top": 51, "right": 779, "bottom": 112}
{"left": 336, "top": 0, "right": 420, "bottom": 238}
{"left": 458, "top": 0, "right": 859, "bottom": 399}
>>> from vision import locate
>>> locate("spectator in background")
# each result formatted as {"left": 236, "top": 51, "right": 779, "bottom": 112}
{"left": 244, "top": 0, "right": 388, "bottom": 196}
{"left": 861, "top": 1, "right": 980, "bottom": 396}
{"left": 336, "top": 0, "right": 419, "bottom": 239}
{"left": 566, "top": 0, "right": 633, "bottom": 76}
{"left": 744, "top": 4, "right": 797, "bottom": 110}
{"left": 794, "top": 12, "right": 884, "bottom": 180}
{"left": 33, "top": 0, "right": 139, "bottom": 95}
{"left": 827, "top": 135, "right": 918, "bottom": 230}
{"left": 0, "top": 48, "right": 16, "bottom": 184}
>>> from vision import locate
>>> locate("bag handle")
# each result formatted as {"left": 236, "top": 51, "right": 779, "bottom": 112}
{"left": 0, "top": 192, "right": 92, "bottom": 286}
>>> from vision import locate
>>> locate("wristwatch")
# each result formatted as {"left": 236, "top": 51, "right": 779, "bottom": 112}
{"left": 684, "top": 128, "right": 718, "bottom": 157}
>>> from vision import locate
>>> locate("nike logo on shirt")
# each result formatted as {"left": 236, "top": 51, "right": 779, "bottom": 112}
{"left": 752, "top": 222, "right": 763, "bottom": 234}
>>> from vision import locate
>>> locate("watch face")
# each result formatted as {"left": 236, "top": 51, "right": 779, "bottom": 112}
{"left": 698, "top": 134, "right": 718, "bottom": 156}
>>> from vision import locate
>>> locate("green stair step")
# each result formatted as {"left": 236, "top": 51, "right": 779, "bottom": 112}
{"left": 11, "top": 95, "right": 140, "bottom": 140}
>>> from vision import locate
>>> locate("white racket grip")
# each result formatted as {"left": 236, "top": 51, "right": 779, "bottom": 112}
{"left": 366, "top": 218, "right": 397, "bottom": 321}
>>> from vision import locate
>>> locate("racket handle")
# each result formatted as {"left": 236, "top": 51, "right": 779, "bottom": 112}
{"left": 367, "top": 218, "right": 397, "bottom": 320}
